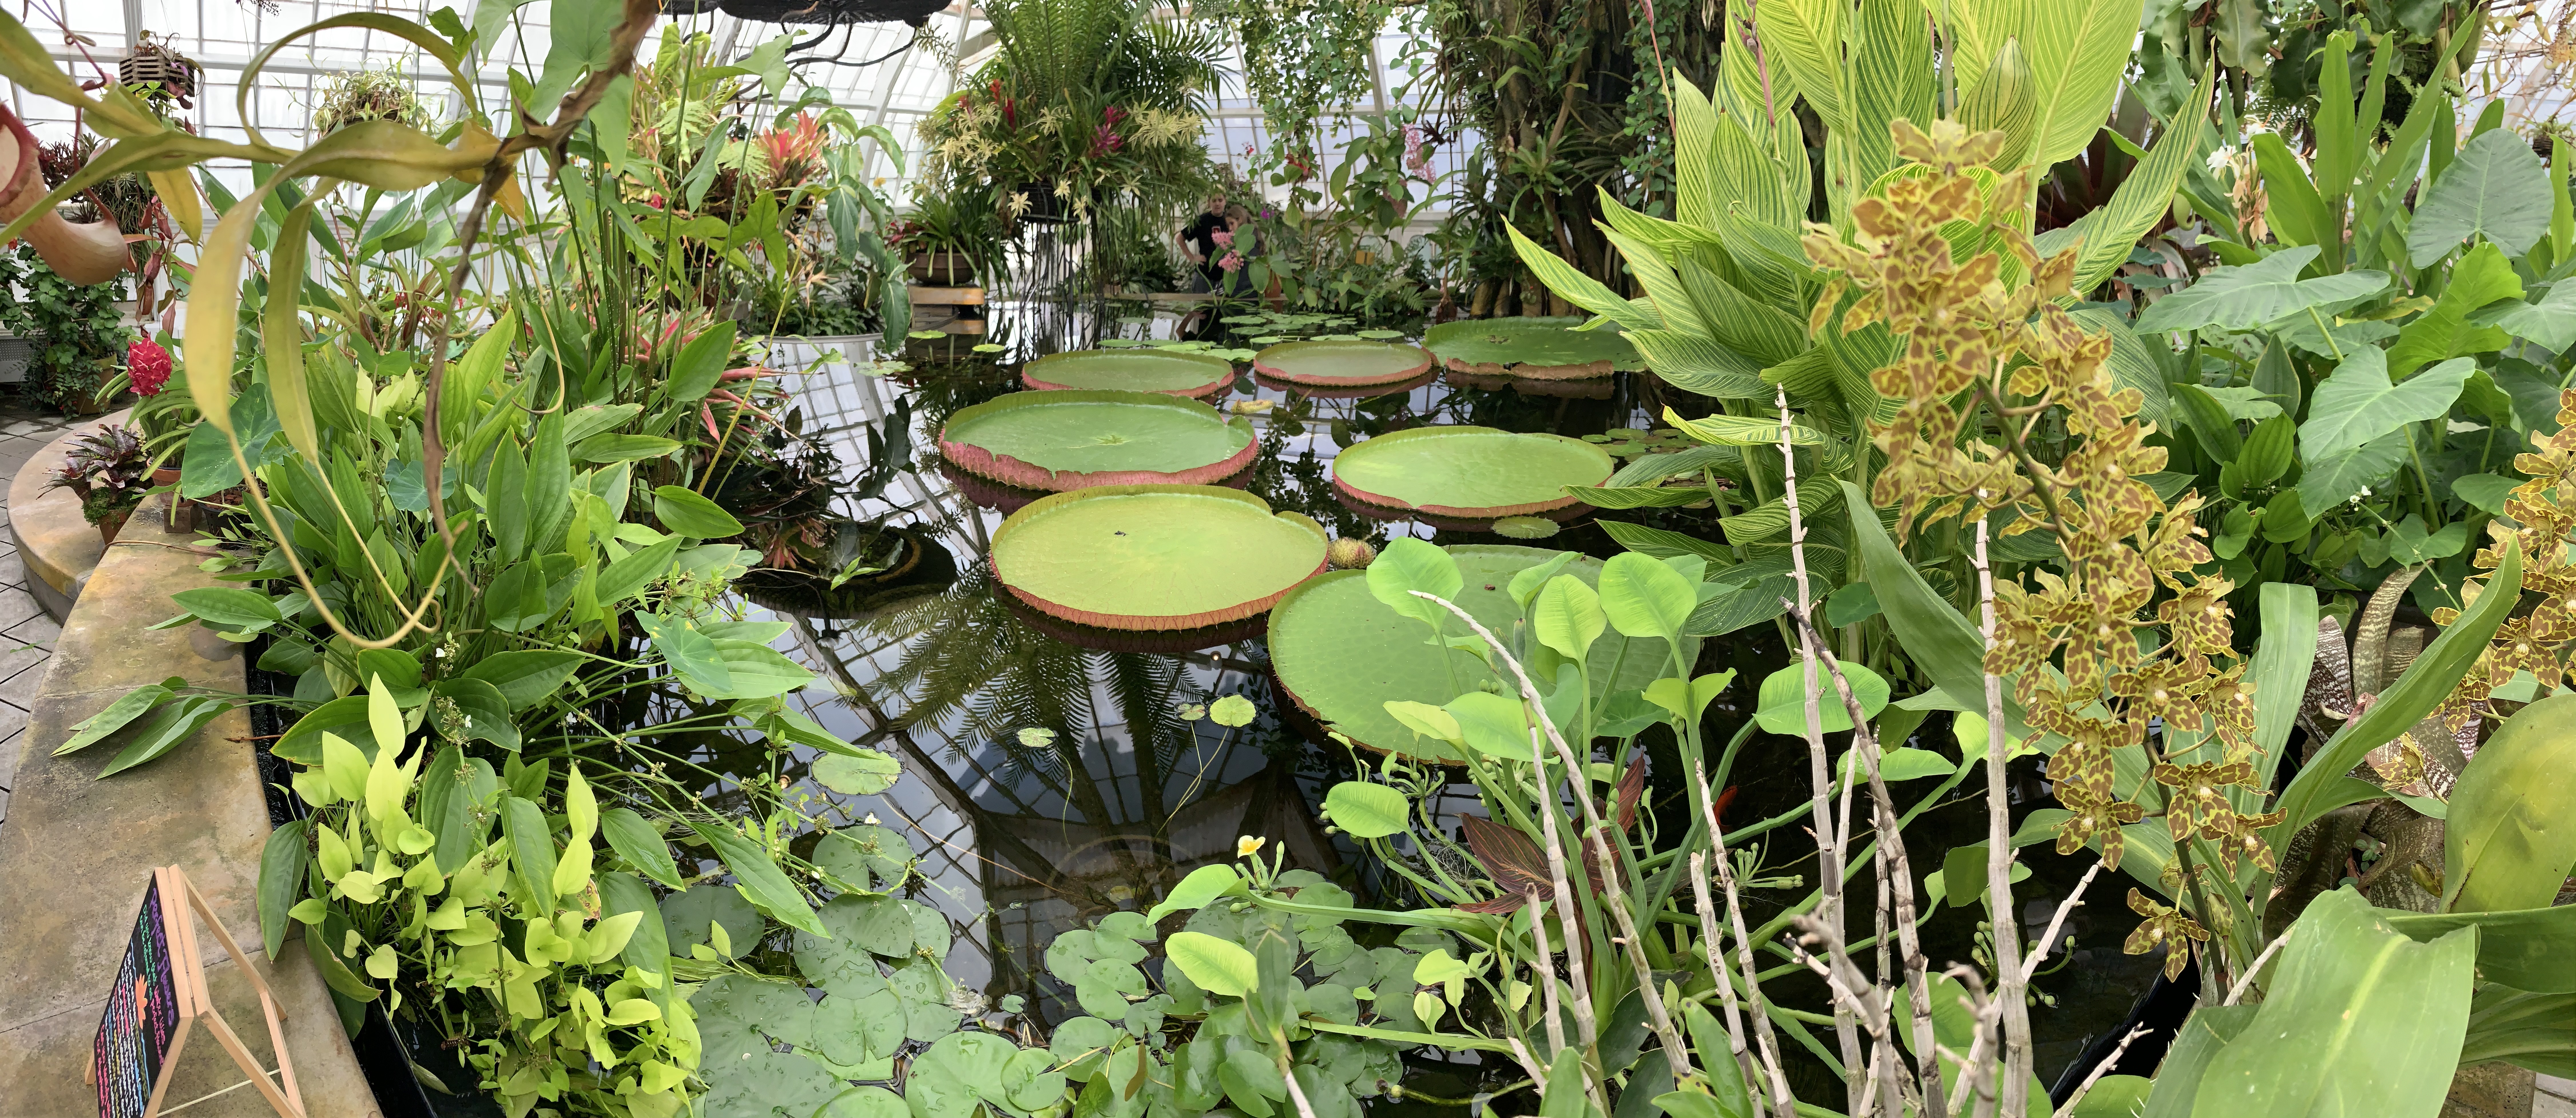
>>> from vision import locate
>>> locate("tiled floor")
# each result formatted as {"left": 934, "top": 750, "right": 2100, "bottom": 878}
{"left": 2539, "top": 1075, "right": 2576, "bottom": 1118}
{"left": 0, "top": 397, "right": 93, "bottom": 831}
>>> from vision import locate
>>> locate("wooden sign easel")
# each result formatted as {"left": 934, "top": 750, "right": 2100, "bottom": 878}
{"left": 89, "top": 866, "right": 305, "bottom": 1118}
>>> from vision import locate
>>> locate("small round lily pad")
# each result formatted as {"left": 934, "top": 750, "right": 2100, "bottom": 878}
{"left": 1330, "top": 426, "right": 1614, "bottom": 518}
{"left": 1422, "top": 316, "right": 1642, "bottom": 378}
{"left": 939, "top": 390, "right": 1257, "bottom": 491}
{"left": 1251, "top": 339, "right": 1436, "bottom": 387}
{"left": 1022, "top": 349, "right": 1235, "bottom": 397}
{"left": 991, "top": 485, "right": 1329, "bottom": 630}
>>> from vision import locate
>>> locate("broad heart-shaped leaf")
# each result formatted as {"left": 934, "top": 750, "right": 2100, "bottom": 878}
{"left": 2442, "top": 691, "right": 2576, "bottom": 913}
{"left": 1444, "top": 691, "right": 1536, "bottom": 762}
{"left": 1531, "top": 574, "right": 1605, "bottom": 661}
{"left": 1165, "top": 931, "right": 1258, "bottom": 997}
{"left": 2408, "top": 127, "right": 2555, "bottom": 266}
{"left": 650, "top": 484, "right": 745, "bottom": 538}
{"left": 2293, "top": 431, "right": 2409, "bottom": 519}
{"left": 1323, "top": 781, "right": 1411, "bottom": 838}
{"left": 688, "top": 818, "right": 825, "bottom": 936}
{"left": 2299, "top": 350, "right": 2471, "bottom": 463}
{"left": 1366, "top": 537, "right": 1464, "bottom": 629}
{"left": 1754, "top": 661, "right": 1889, "bottom": 735}
{"left": 635, "top": 612, "right": 732, "bottom": 697}
{"left": 662, "top": 883, "right": 764, "bottom": 959}
{"left": 2387, "top": 242, "right": 2521, "bottom": 376}
{"left": 1599, "top": 552, "right": 1696, "bottom": 642}
{"left": 2493, "top": 278, "right": 2576, "bottom": 354}
{"left": 2189, "top": 890, "right": 2478, "bottom": 1117}
{"left": 458, "top": 650, "right": 584, "bottom": 711}
{"left": 2132, "top": 245, "right": 2390, "bottom": 334}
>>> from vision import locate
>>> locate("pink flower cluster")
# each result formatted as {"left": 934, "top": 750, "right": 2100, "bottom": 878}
{"left": 1218, "top": 251, "right": 1244, "bottom": 273}
{"left": 1403, "top": 124, "right": 1430, "bottom": 178}
{"left": 127, "top": 340, "right": 171, "bottom": 397}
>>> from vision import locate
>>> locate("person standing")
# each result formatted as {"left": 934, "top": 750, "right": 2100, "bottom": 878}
{"left": 1177, "top": 193, "right": 1230, "bottom": 333}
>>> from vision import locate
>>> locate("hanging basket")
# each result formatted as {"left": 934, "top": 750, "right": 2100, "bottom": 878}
{"left": 117, "top": 48, "right": 196, "bottom": 102}
{"left": 661, "top": 0, "right": 950, "bottom": 25}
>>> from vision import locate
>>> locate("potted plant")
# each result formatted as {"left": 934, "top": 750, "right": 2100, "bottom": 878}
{"left": 0, "top": 242, "right": 132, "bottom": 413}
{"left": 47, "top": 423, "right": 148, "bottom": 541}
{"left": 892, "top": 181, "right": 1003, "bottom": 286}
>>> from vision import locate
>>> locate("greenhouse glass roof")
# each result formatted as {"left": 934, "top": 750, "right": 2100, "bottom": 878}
{"left": 4, "top": 0, "right": 1465, "bottom": 212}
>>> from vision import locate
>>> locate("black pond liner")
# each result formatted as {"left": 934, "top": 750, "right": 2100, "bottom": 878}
{"left": 245, "top": 643, "right": 503, "bottom": 1118}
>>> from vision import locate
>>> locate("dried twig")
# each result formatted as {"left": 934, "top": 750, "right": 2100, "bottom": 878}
{"left": 1696, "top": 762, "right": 1800, "bottom": 1118}
{"left": 2223, "top": 927, "right": 2295, "bottom": 1006}
{"left": 2020, "top": 859, "right": 2105, "bottom": 983}
{"left": 1771, "top": 388, "right": 1866, "bottom": 1109}
{"left": 1972, "top": 521, "right": 2035, "bottom": 1111}
{"left": 1527, "top": 891, "right": 1569, "bottom": 1055}
{"left": 2053, "top": 1026, "right": 2151, "bottom": 1118}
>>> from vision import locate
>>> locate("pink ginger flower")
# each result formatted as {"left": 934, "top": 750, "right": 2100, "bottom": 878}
{"left": 1218, "top": 251, "right": 1244, "bottom": 273}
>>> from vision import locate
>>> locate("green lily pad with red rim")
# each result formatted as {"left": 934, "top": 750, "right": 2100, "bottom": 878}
{"left": 1251, "top": 339, "right": 1436, "bottom": 387}
{"left": 990, "top": 485, "right": 1329, "bottom": 630}
{"left": 1330, "top": 426, "right": 1615, "bottom": 518}
{"left": 1422, "top": 316, "right": 1642, "bottom": 378}
{"left": 1021, "top": 349, "right": 1235, "bottom": 397}
{"left": 1267, "top": 545, "right": 1696, "bottom": 763}
{"left": 938, "top": 390, "right": 1256, "bottom": 491}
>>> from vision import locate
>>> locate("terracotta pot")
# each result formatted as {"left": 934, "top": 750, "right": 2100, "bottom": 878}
{"left": 95, "top": 506, "right": 131, "bottom": 542}
{"left": 151, "top": 465, "right": 181, "bottom": 488}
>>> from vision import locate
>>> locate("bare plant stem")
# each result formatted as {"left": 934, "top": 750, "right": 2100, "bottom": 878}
{"left": 2053, "top": 1026, "right": 2151, "bottom": 1118}
{"left": 1972, "top": 522, "right": 2035, "bottom": 1114}
{"left": 2020, "top": 859, "right": 2105, "bottom": 984}
{"left": 2223, "top": 927, "right": 2295, "bottom": 1005}
{"left": 1696, "top": 761, "right": 1799, "bottom": 1118}
{"left": 1771, "top": 388, "right": 1865, "bottom": 1110}
{"left": 1528, "top": 892, "right": 1570, "bottom": 1055}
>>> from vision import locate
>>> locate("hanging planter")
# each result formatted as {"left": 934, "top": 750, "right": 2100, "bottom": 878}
{"left": 117, "top": 35, "right": 199, "bottom": 106}
{"left": 1011, "top": 180, "right": 1071, "bottom": 226}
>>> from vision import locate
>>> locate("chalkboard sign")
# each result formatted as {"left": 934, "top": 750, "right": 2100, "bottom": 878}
{"left": 87, "top": 866, "right": 305, "bottom": 1118}
{"left": 94, "top": 875, "right": 185, "bottom": 1118}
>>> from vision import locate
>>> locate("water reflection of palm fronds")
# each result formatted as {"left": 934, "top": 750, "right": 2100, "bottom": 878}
{"left": 863, "top": 565, "right": 1097, "bottom": 788}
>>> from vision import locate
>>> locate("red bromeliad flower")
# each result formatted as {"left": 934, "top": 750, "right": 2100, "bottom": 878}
{"left": 127, "top": 339, "right": 171, "bottom": 397}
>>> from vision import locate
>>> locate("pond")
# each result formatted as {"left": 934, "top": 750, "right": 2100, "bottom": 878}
{"left": 680, "top": 304, "right": 2166, "bottom": 1107}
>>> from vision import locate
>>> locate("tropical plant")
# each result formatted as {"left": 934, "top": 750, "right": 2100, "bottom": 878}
{"left": 0, "top": 241, "right": 133, "bottom": 411}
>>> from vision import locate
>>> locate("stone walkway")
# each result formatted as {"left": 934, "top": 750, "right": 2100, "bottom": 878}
{"left": 0, "top": 400, "right": 100, "bottom": 831}
{"left": 2540, "top": 1075, "right": 2576, "bottom": 1118}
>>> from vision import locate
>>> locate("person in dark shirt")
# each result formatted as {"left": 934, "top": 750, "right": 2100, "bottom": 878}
{"left": 1178, "top": 193, "right": 1229, "bottom": 291}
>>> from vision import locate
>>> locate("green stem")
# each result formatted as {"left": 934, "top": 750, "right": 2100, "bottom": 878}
{"left": 2306, "top": 305, "right": 2345, "bottom": 361}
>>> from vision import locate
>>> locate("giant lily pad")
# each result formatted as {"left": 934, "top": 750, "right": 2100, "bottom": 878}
{"left": 1021, "top": 349, "right": 1235, "bottom": 397}
{"left": 1268, "top": 546, "right": 1696, "bottom": 762}
{"left": 1251, "top": 339, "right": 1436, "bottom": 387}
{"left": 991, "top": 485, "right": 1328, "bottom": 630}
{"left": 1331, "top": 426, "right": 1614, "bottom": 518}
{"left": 938, "top": 390, "right": 1256, "bottom": 491}
{"left": 1423, "top": 317, "right": 1642, "bottom": 378}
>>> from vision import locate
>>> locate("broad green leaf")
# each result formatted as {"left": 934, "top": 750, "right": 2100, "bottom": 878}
{"left": 2053, "top": 61, "right": 2216, "bottom": 294}
{"left": 2133, "top": 246, "right": 2389, "bottom": 334}
{"left": 1165, "top": 931, "right": 1258, "bottom": 997}
{"left": 2443, "top": 692, "right": 2576, "bottom": 913}
{"left": 1366, "top": 538, "right": 1464, "bottom": 629}
{"left": 575, "top": 433, "right": 683, "bottom": 462}
{"left": 1324, "top": 781, "right": 1412, "bottom": 839}
{"left": 2387, "top": 242, "right": 2521, "bottom": 376}
{"left": 2189, "top": 890, "right": 2477, "bottom": 1116}
{"left": 652, "top": 485, "right": 745, "bottom": 538}
{"left": 501, "top": 795, "right": 559, "bottom": 911}
{"left": 668, "top": 321, "right": 737, "bottom": 403}
{"left": 171, "top": 588, "right": 282, "bottom": 629}
{"left": 56, "top": 683, "right": 175, "bottom": 756}
{"left": 1531, "top": 574, "right": 1605, "bottom": 661}
{"left": 257, "top": 819, "right": 310, "bottom": 962}
{"left": 1598, "top": 552, "right": 1696, "bottom": 642}
{"left": 2493, "top": 279, "right": 2576, "bottom": 354}
{"left": 1146, "top": 864, "right": 1247, "bottom": 922}
{"left": 2408, "top": 128, "right": 2555, "bottom": 266}
{"left": 2300, "top": 350, "right": 2471, "bottom": 462}
{"left": 1754, "top": 661, "right": 1889, "bottom": 735}
{"left": 2386, "top": 904, "right": 2576, "bottom": 993}
{"left": 637, "top": 612, "right": 733, "bottom": 697}
{"left": 595, "top": 536, "right": 682, "bottom": 604}
{"left": 2249, "top": 584, "right": 2320, "bottom": 790}
{"left": 98, "top": 699, "right": 231, "bottom": 777}
{"left": 1843, "top": 480, "right": 2018, "bottom": 727}
{"left": 1668, "top": 409, "right": 1830, "bottom": 447}
{"left": 689, "top": 818, "right": 825, "bottom": 936}
{"left": 1444, "top": 691, "right": 1536, "bottom": 762}
{"left": 265, "top": 202, "right": 321, "bottom": 461}
{"left": 459, "top": 650, "right": 584, "bottom": 711}
{"left": 600, "top": 808, "right": 685, "bottom": 890}
{"left": 1508, "top": 225, "right": 1662, "bottom": 331}
{"left": 2293, "top": 432, "right": 2409, "bottom": 518}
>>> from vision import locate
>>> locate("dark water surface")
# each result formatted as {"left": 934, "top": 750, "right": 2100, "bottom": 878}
{"left": 686, "top": 306, "right": 2163, "bottom": 1105}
